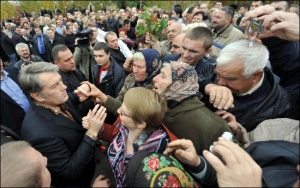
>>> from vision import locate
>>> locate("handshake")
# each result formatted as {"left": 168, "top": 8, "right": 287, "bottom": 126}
{"left": 74, "top": 81, "right": 104, "bottom": 104}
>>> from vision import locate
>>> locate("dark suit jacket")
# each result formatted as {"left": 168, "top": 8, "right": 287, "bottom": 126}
{"left": 1, "top": 67, "right": 27, "bottom": 136}
{"left": 32, "top": 34, "right": 53, "bottom": 62}
{"left": 59, "top": 69, "right": 94, "bottom": 116}
{"left": 21, "top": 101, "right": 96, "bottom": 187}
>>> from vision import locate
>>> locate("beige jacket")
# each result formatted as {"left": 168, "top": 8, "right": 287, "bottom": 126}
{"left": 210, "top": 24, "right": 243, "bottom": 60}
{"left": 235, "top": 118, "right": 299, "bottom": 148}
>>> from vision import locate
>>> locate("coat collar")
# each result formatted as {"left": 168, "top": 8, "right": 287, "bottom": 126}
{"left": 31, "top": 100, "right": 85, "bottom": 132}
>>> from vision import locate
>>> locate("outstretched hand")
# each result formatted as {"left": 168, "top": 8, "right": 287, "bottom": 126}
{"left": 163, "top": 139, "right": 200, "bottom": 167}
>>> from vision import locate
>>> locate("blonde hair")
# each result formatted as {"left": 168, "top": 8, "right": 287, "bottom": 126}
{"left": 124, "top": 87, "right": 167, "bottom": 131}
{"left": 183, "top": 22, "right": 207, "bottom": 33}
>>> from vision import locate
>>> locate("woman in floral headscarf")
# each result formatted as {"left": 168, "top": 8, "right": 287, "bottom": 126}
{"left": 153, "top": 61, "right": 232, "bottom": 155}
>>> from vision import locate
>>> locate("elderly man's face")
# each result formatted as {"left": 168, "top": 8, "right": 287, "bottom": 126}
{"left": 167, "top": 23, "right": 181, "bottom": 43}
{"left": 18, "top": 47, "right": 30, "bottom": 58}
{"left": 216, "top": 60, "right": 259, "bottom": 94}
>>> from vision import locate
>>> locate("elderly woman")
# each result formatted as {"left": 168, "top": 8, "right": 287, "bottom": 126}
{"left": 83, "top": 87, "right": 170, "bottom": 187}
{"left": 152, "top": 61, "right": 232, "bottom": 155}
{"left": 76, "top": 49, "right": 161, "bottom": 113}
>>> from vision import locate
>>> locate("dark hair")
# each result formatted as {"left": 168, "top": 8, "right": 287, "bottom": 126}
{"left": 94, "top": 42, "right": 110, "bottom": 54}
{"left": 253, "top": 0, "right": 266, "bottom": 5}
{"left": 52, "top": 44, "right": 69, "bottom": 61}
{"left": 273, "top": 0, "right": 291, "bottom": 10}
{"left": 220, "top": 6, "right": 235, "bottom": 19}
{"left": 193, "top": 11, "right": 208, "bottom": 20}
{"left": 187, "top": 6, "right": 195, "bottom": 14}
{"left": 241, "top": 3, "right": 251, "bottom": 11}
{"left": 123, "top": 19, "right": 130, "bottom": 25}
{"left": 185, "top": 26, "right": 213, "bottom": 50}
{"left": 173, "top": 7, "right": 183, "bottom": 18}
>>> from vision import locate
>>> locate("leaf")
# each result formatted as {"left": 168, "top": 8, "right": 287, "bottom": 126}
{"left": 160, "top": 18, "right": 168, "bottom": 30}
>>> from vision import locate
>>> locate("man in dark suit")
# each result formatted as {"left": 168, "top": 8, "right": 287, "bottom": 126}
{"left": 19, "top": 63, "right": 106, "bottom": 187}
{"left": 0, "top": 59, "right": 30, "bottom": 136}
{"left": 32, "top": 26, "right": 52, "bottom": 62}
{"left": 52, "top": 44, "right": 94, "bottom": 116}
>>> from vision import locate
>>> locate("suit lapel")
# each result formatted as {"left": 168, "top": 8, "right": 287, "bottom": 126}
{"left": 32, "top": 102, "right": 85, "bottom": 132}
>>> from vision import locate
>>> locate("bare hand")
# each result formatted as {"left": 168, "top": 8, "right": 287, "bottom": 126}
{"left": 205, "top": 84, "right": 234, "bottom": 110}
{"left": 86, "top": 104, "right": 107, "bottom": 134}
{"left": 92, "top": 175, "right": 110, "bottom": 187}
{"left": 203, "top": 137, "right": 262, "bottom": 187}
{"left": 123, "top": 58, "right": 133, "bottom": 72}
{"left": 215, "top": 110, "right": 238, "bottom": 134}
{"left": 259, "top": 12, "right": 299, "bottom": 42}
{"left": 163, "top": 139, "right": 200, "bottom": 167}
{"left": 74, "top": 83, "right": 90, "bottom": 102}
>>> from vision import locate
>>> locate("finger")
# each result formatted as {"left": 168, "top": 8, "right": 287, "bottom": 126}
{"left": 213, "top": 91, "right": 223, "bottom": 109}
{"left": 213, "top": 139, "right": 244, "bottom": 164}
{"left": 209, "top": 89, "right": 217, "bottom": 104}
{"left": 95, "top": 174, "right": 105, "bottom": 180}
{"left": 163, "top": 146, "right": 176, "bottom": 155}
{"left": 215, "top": 110, "right": 227, "bottom": 116}
{"left": 77, "top": 87, "right": 89, "bottom": 96}
{"left": 223, "top": 94, "right": 234, "bottom": 110}
{"left": 167, "top": 139, "right": 191, "bottom": 150}
{"left": 209, "top": 143, "right": 238, "bottom": 166}
{"left": 203, "top": 150, "right": 226, "bottom": 173}
{"left": 92, "top": 104, "right": 100, "bottom": 116}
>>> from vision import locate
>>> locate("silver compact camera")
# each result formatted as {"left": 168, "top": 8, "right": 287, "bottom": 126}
{"left": 250, "top": 18, "right": 266, "bottom": 34}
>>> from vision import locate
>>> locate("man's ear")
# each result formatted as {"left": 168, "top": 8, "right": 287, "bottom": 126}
{"left": 53, "top": 60, "right": 59, "bottom": 65}
{"left": 252, "top": 70, "right": 264, "bottom": 83}
{"left": 30, "top": 92, "right": 45, "bottom": 102}
{"left": 205, "top": 47, "right": 212, "bottom": 56}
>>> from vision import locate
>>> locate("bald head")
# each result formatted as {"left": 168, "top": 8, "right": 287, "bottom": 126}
{"left": 170, "top": 33, "right": 186, "bottom": 54}
{"left": 167, "top": 22, "right": 182, "bottom": 43}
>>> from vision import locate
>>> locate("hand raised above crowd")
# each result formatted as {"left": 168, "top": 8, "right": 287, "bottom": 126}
{"left": 244, "top": 5, "right": 299, "bottom": 42}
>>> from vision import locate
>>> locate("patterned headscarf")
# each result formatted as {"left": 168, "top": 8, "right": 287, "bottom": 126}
{"left": 133, "top": 49, "right": 162, "bottom": 87}
{"left": 162, "top": 61, "right": 199, "bottom": 102}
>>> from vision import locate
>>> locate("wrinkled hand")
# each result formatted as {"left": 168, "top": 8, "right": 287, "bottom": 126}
{"left": 123, "top": 57, "right": 133, "bottom": 72}
{"left": 205, "top": 84, "right": 234, "bottom": 110}
{"left": 203, "top": 137, "right": 262, "bottom": 187}
{"left": 74, "top": 83, "right": 91, "bottom": 102}
{"left": 86, "top": 104, "right": 107, "bottom": 134}
{"left": 163, "top": 139, "right": 200, "bottom": 167}
{"left": 92, "top": 175, "right": 110, "bottom": 187}
{"left": 215, "top": 110, "right": 238, "bottom": 134}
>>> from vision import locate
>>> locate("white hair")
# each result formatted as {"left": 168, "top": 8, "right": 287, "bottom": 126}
{"left": 217, "top": 40, "right": 269, "bottom": 78}
{"left": 132, "top": 52, "right": 145, "bottom": 61}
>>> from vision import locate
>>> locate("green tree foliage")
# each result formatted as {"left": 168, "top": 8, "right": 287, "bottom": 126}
{"left": 1, "top": 1, "right": 19, "bottom": 20}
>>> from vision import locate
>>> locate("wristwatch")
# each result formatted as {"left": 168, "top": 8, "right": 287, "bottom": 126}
{"left": 85, "top": 131, "right": 99, "bottom": 141}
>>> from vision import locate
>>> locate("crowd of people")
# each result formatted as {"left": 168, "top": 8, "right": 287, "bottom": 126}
{"left": 1, "top": 0, "right": 299, "bottom": 187}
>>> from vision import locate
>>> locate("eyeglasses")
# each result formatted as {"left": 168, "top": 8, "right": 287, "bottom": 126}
{"left": 119, "top": 107, "right": 131, "bottom": 117}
